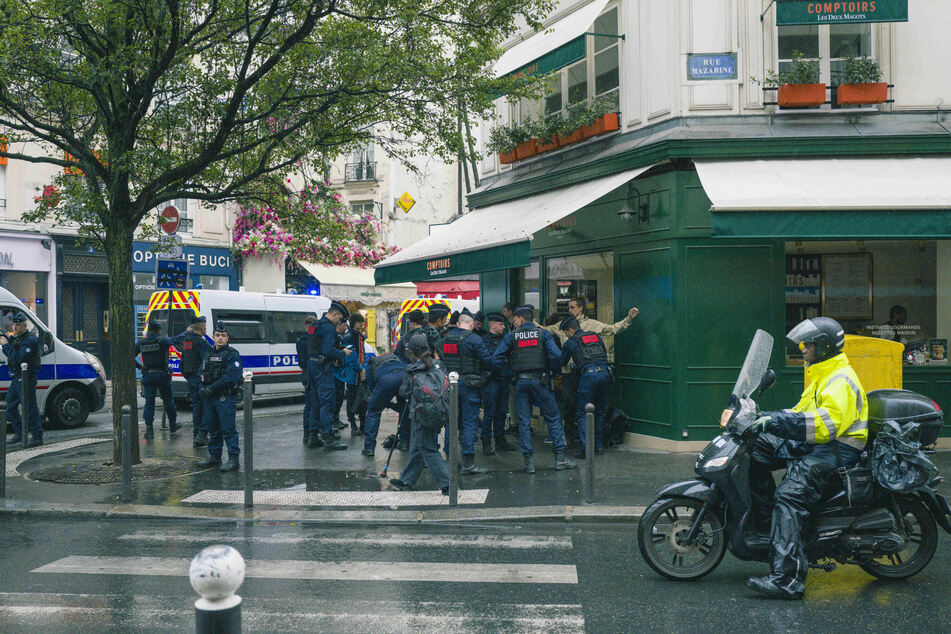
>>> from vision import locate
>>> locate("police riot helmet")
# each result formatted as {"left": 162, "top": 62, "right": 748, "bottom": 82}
{"left": 786, "top": 317, "right": 845, "bottom": 364}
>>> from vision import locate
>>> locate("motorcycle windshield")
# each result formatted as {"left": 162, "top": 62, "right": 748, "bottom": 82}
{"left": 731, "top": 329, "right": 774, "bottom": 399}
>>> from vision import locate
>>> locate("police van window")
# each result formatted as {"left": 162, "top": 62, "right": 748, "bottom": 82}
{"left": 213, "top": 310, "right": 265, "bottom": 343}
{"left": 267, "top": 311, "right": 316, "bottom": 344}
{"left": 146, "top": 307, "right": 168, "bottom": 334}
{"left": 168, "top": 309, "right": 192, "bottom": 338}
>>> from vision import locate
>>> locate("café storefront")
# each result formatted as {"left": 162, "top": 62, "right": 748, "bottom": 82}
{"left": 375, "top": 116, "right": 951, "bottom": 450}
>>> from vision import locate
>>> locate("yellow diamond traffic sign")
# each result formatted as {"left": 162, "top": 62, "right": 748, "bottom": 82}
{"left": 396, "top": 192, "right": 416, "bottom": 214}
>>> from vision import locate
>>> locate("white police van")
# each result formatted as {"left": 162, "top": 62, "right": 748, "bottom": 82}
{"left": 0, "top": 286, "right": 107, "bottom": 428}
{"left": 144, "top": 289, "right": 335, "bottom": 402}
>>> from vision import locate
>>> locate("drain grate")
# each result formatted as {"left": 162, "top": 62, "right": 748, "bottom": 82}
{"left": 28, "top": 457, "right": 208, "bottom": 484}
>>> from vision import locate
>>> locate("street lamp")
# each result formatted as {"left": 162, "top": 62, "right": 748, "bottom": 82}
{"left": 617, "top": 184, "right": 648, "bottom": 223}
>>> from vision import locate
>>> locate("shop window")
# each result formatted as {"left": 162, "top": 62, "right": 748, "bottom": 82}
{"left": 0, "top": 271, "right": 48, "bottom": 325}
{"left": 784, "top": 241, "right": 948, "bottom": 366}
{"left": 133, "top": 272, "right": 156, "bottom": 304}
{"left": 545, "top": 252, "right": 614, "bottom": 323}
{"left": 517, "top": 261, "right": 540, "bottom": 310}
{"left": 198, "top": 275, "right": 230, "bottom": 291}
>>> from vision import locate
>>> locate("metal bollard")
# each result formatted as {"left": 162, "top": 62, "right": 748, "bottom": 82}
{"left": 121, "top": 405, "right": 132, "bottom": 503}
{"left": 447, "top": 372, "right": 459, "bottom": 507}
{"left": 1, "top": 401, "right": 7, "bottom": 498}
{"left": 242, "top": 371, "right": 253, "bottom": 508}
{"left": 20, "top": 363, "right": 28, "bottom": 447}
{"left": 191, "top": 545, "right": 244, "bottom": 633}
{"left": 584, "top": 403, "right": 595, "bottom": 504}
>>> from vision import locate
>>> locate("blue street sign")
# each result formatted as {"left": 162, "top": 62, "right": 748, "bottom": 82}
{"left": 156, "top": 258, "right": 189, "bottom": 290}
{"left": 687, "top": 53, "right": 738, "bottom": 81}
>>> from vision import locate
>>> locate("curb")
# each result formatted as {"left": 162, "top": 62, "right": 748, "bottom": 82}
{"left": 0, "top": 499, "right": 645, "bottom": 526}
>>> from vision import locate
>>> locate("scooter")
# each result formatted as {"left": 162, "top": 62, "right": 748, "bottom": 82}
{"left": 638, "top": 329, "right": 951, "bottom": 582}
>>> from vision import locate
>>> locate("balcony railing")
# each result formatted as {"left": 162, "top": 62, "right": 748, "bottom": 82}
{"left": 345, "top": 161, "right": 377, "bottom": 182}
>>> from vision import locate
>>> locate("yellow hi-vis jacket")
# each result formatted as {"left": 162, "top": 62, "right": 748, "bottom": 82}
{"left": 779, "top": 352, "right": 869, "bottom": 451}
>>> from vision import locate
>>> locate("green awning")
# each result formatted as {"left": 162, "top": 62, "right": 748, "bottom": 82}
{"left": 711, "top": 210, "right": 951, "bottom": 239}
{"left": 374, "top": 242, "right": 529, "bottom": 286}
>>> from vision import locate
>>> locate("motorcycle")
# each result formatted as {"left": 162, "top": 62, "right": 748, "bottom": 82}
{"left": 638, "top": 329, "right": 951, "bottom": 582}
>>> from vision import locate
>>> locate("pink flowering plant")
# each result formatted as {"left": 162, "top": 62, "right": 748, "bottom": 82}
{"left": 233, "top": 180, "right": 397, "bottom": 268}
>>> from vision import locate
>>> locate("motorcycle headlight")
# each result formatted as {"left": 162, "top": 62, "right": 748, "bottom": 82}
{"left": 704, "top": 456, "right": 729, "bottom": 469}
{"left": 85, "top": 352, "right": 106, "bottom": 379}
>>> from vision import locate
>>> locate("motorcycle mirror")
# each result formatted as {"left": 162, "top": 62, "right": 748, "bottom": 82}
{"left": 757, "top": 369, "right": 776, "bottom": 394}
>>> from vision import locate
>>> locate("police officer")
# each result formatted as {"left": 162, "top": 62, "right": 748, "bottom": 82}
{"left": 197, "top": 323, "right": 244, "bottom": 471}
{"left": 491, "top": 305, "right": 577, "bottom": 474}
{"left": 422, "top": 303, "right": 450, "bottom": 355}
{"left": 135, "top": 322, "right": 187, "bottom": 439}
{"left": 481, "top": 312, "right": 515, "bottom": 454}
{"left": 558, "top": 317, "right": 610, "bottom": 458}
{"left": 745, "top": 317, "right": 868, "bottom": 600}
{"left": 394, "top": 309, "right": 426, "bottom": 360}
{"left": 296, "top": 315, "right": 320, "bottom": 446}
{"left": 441, "top": 313, "right": 492, "bottom": 474}
{"left": 305, "top": 301, "right": 351, "bottom": 451}
{"left": 473, "top": 311, "right": 487, "bottom": 338}
{"left": 362, "top": 347, "right": 408, "bottom": 456}
{"left": 176, "top": 315, "right": 213, "bottom": 447}
{"left": 1, "top": 313, "right": 43, "bottom": 447}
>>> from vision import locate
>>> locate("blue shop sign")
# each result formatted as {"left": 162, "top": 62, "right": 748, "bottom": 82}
{"left": 132, "top": 241, "right": 234, "bottom": 276}
{"left": 687, "top": 53, "right": 737, "bottom": 81}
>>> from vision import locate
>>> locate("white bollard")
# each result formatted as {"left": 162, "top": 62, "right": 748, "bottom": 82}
{"left": 190, "top": 545, "right": 245, "bottom": 633}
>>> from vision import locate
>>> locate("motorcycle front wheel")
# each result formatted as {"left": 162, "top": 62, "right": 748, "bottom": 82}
{"left": 858, "top": 496, "right": 937, "bottom": 580}
{"left": 638, "top": 497, "right": 727, "bottom": 580}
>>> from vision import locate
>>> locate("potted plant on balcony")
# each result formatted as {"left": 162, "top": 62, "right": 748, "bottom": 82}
{"left": 532, "top": 113, "right": 564, "bottom": 154}
{"left": 487, "top": 124, "right": 518, "bottom": 165}
{"left": 837, "top": 56, "right": 887, "bottom": 106}
{"left": 577, "top": 97, "right": 620, "bottom": 139}
{"left": 756, "top": 51, "right": 825, "bottom": 108}
{"left": 510, "top": 120, "right": 538, "bottom": 160}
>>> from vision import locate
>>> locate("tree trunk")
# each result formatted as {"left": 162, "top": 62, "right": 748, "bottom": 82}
{"left": 105, "top": 221, "right": 141, "bottom": 466}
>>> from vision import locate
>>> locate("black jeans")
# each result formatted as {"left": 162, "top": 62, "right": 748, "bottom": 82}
{"left": 345, "top": 382, "right": 365, "bottom": 428}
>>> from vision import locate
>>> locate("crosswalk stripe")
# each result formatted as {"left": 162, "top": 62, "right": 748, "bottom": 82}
{"left": 118, "top": 529, "right": 573, "bottom": 549}
{"left": 181, "top": 488, "right": 490, "bottom": 506}
{"left": 4, "top": 437, "right": 109, "bottom": 476}
{"left": 0, "top": 593, "right": 584, "bottom": 632}
{"left": 33, "top": 555, "right": 579, "bottom": 584}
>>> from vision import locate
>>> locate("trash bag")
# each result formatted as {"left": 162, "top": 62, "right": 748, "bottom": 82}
{"left": 603, "top": 407, "right": 630, "bottom": 447}
{"left": 871, "top": 421, "right": 939, "bottom": 493}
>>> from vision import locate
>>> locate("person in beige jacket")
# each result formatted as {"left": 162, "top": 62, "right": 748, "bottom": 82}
{"left": 541, "top": 296, "right": 639, "bottom": 441}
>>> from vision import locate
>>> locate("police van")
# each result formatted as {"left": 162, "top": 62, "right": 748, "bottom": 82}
{"left": 144, "top": 289, "right": 335, "bottom": 403}
{"left": 0, "top": 286, "right": 107, "bottom": 428}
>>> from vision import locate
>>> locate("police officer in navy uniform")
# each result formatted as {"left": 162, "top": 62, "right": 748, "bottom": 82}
{"left": 441, "top": 312, "right": 493, "bottom": 474}
{"left": 176, "top": 315, "right": 213, "bottom": 447}
{"left": 197, "top": 322, "right": 244, "bottom": 471}
{"left": 480, "top": 312, "right": 515, "bottom": 454}
{"left": 422, "top": 304, "right": 450, "bottom": 357}
{"left": 472, "top": 311, "right": 487, "bottom": 338}
{"left": 362, "top": 347, "right": 408, "bottom": 456}
{"left": 558, "top": 316, "right": 610, "bottom": 458}
{"left": 305, "top": 301, "right": 351, "bottom": 450}
{"left": 134, "top": 321, "right": 187, "bottom": 439}
{"left": 2, "top": 312, "right": 43, "bottom": 447}
{"left": 491, "top": 305, "right": 577, "bottom": 474}
{"left": 296, "top": 315, "right": 320, "bottom": 446}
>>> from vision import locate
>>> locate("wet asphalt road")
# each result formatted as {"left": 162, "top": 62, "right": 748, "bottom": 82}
{"left": 0, "top": 517, "right": 949, "bottom": 633}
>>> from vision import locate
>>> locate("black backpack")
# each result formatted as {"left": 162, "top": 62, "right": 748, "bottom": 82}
{"left": 603, "top": 407, "right": 630, "bottom": 447}
{"left": 409, "top": 363, "right": 450, "bottom": 430}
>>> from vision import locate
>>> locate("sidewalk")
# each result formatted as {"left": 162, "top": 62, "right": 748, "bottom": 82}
{"left": 6, "top": 406, "right": 950, "bottom": 525}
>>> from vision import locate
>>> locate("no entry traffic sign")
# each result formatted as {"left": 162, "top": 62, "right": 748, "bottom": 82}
{"left": 160, "top": 206, "right": 180, "bottom": 235}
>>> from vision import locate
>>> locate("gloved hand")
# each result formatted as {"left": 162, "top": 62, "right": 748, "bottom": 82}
{"left": 199, "top": 386, "right": 212, "bottom": 399}
{"left": 749, "top": 415, "right": 773, "bottom": 434}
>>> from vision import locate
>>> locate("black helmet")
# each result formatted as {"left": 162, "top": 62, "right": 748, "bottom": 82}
{"left": 786, "top": 317, "right": 845, "bottom": 364}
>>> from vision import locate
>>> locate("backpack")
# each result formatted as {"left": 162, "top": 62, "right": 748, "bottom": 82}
{"left": 603, "top": 407, "right": 630, "bottom": 447}
{"left": 410, "top": 364, "right": 450, "bottom": 430}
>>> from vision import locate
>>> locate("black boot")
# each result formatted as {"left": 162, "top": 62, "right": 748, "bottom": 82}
{"left": 494, "top": 434, "right": 515, "bottom": 452}
{"left": 523, "top": 453, "right": 536, "bottom": 474}
{"left": 461, "top": 455, "right": 487, "bottom": 475}
{"left": 482, "top": 438, "right": 495, "bottom": 455}
{"left": 143, "top": 426, "right": 154, "bottom": 440}
{"left": 193, "top": 432, "right": 209, "bottom": 448}
{"left": 306, "top": 432, "right": 324, "bottom": 448}
{"left": 554, "top": 452, "right": 578, "bottom": 470}
{"left": 323, "top": 436, "right": 348, "bottom": 451}
{"left": 746, "top": 576, "right": 803, "bottom": 600}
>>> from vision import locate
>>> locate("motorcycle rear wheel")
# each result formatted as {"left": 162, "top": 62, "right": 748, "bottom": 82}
{"left": 638, "top": 497, "right": 726, "bottom": 580}
{"left": 858, "top": 497, "right": 937, "bottom": 580}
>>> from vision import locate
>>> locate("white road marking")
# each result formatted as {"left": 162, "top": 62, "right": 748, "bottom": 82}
{"left": 4, "top": 437, "right": 109, "bottom": 476}
{"left": 117, "top": 529, "right": 573, "bottom": 549}
{"left": 0, "top": 593, "right": 584, "bottom": 632}
{"left": 181, "top": 488, "right": 490, "bottom": 506}
{"left": 33, "top": 555, "right": 578, "bottom": 584}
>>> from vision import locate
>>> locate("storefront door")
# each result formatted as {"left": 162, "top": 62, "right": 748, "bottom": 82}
{"left": 61, "top": 280, "right": 110, "bottom": 376}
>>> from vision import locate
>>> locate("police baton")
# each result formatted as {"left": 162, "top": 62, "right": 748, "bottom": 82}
{"left": 0, "top": 401, "right": 7, "bottom": 498}
{"left": 20, "top": 363, "right": 28, "bottom": 447}
{"left": 242, "top": 371, "right": 254, "bottom": 508}
{"left": 447, "top": 372, "right": 459, "bottom": 507}
{"left": 584, "top": 403, "right": 595, "bottom": 504}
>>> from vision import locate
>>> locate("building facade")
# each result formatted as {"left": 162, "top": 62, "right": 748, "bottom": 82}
{"left": 375, "top": 0, "right": 951, "bottom": 449}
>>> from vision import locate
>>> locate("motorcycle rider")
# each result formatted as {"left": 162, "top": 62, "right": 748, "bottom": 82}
{"left": 745, "top": 317, "right": 869, "bottom": 599}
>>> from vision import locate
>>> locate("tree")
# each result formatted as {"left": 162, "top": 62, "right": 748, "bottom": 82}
{"left": 0, "top": 0, "right": 549, "bottom": 464}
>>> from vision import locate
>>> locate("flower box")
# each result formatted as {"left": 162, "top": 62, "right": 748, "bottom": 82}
{"left": 515, "top": 139, "right": 537, "bottom": 160}
{"left": 536, "top": 136, "right": 560, "bottom": 153}
{"left": 558, "top": 129, "right": 584, "bottom": 146}
{"left": 836, "top": 82, "right": 888, "bottom": 106}
{"left": 777, "top": 83, "right": 826, "bottom": 107}
{"left": 579, "top": 112, "right": 620, "bottom": 139}
{"left": 498, "top": 150, "right": 517, "bottom": 165}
